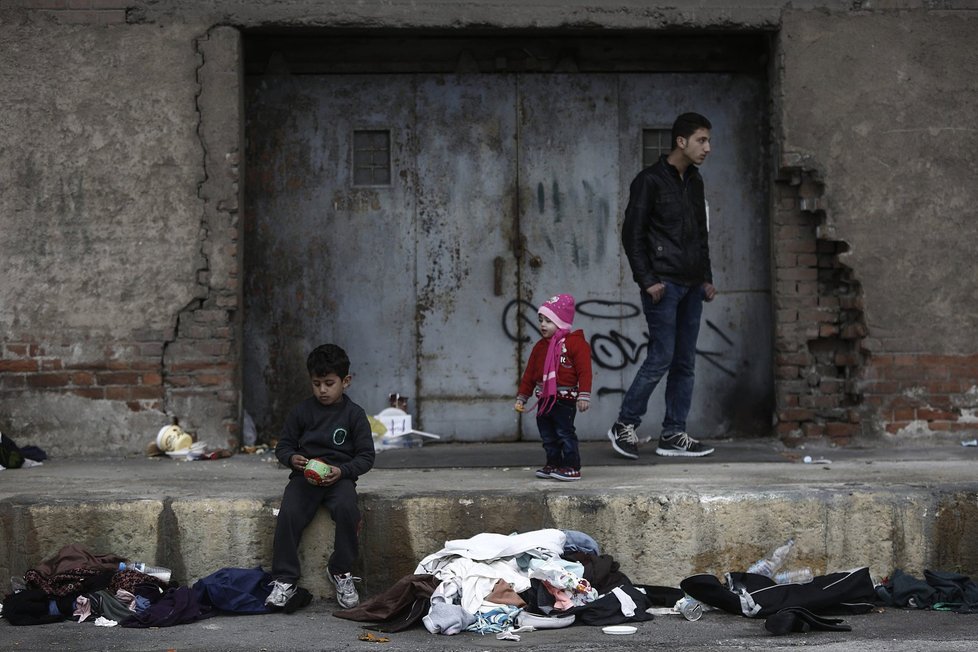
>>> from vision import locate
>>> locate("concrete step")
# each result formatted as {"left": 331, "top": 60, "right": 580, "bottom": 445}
{"left": 2, "top": 440, "right": 977, "bottom": 602}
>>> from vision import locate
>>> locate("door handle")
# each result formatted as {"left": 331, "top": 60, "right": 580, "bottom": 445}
{"left": 493, "top": 256, "right": 504, "bottom": 296}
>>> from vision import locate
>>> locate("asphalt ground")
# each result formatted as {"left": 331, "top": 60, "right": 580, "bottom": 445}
{"left": 2, "top": 596, "right": 977, "bottom": 651}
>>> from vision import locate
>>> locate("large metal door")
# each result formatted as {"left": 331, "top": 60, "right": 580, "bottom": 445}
{"left": 244, "top": 71, "right": 770, "bottom": 440}
{"left": 244, "top": 75, "right": 420, "bottom": 427}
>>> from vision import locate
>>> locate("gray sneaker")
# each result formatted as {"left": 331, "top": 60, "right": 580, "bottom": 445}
{"left": 655, "top": 432, "right": 714, "bottom": 457}
{"left": 329, "top": 572, "right": 361, "bottom": 609}
{"left": 265, "top": 580, "right": 296, "bottom": 608}
{"left": 608, "top": 422, "right": 639, "bottom": 459}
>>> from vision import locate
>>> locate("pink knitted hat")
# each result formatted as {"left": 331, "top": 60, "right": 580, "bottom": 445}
{"left": 538, "top": 294, "right": 575, "bottom": 330}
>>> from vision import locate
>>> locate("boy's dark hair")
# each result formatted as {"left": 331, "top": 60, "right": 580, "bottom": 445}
{"left": 307, "top": 343, "right": 351, "bottom": 378}
{"left": 671, "top": 112, "right": 712, "bottom": 150}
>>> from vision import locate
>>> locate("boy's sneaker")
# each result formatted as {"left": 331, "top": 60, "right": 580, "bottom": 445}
{"left": 535, "top": 465, "right": 556, "bottom": 479}
{"left": 608, "top": 422, "right": 639, "bottom": 459}
{"left": 329, "top": 572, "right": 361, "bottom": 609}
{"left": 265, "top": 580, "right": 296, "bottom": 608}
{"left": 655, "top": 432, "right": 715, "bottom": 457}
{"left": 550, "top": 467, "right": 581, "bottom": 481}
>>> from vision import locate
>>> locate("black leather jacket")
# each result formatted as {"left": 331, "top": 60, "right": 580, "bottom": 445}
{"left": 621, "top": 155, "right": 713, "bottom": 289}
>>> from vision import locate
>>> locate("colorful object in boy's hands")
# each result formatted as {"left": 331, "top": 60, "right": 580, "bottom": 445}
{"left": 304, "top": 458, "right": 331, "bottom": 485}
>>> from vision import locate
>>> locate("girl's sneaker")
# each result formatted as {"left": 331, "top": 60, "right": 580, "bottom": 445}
{"left": 550, "top": 467, "right": 581, "bottom": 481}
{"left": 535, "top": 465, "right": 556, "bottom": 479}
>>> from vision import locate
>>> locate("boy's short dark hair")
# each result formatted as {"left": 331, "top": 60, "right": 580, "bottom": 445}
{"left": 307, "top": 343, "right": 351, "bottom": 378}
{"left": 671, "top": 112, "right": 712, "bottom": 150}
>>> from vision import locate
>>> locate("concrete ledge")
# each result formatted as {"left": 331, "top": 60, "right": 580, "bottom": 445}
{"left": 2, "top": 450, "right": 977, "bottom": 601}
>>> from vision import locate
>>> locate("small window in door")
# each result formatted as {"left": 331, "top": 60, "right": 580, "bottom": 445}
{"left": 353, "top": 130, "right": 391, "bottom": 186}
{"left": 642, "top": 129, "right": 672, "bottom": 168}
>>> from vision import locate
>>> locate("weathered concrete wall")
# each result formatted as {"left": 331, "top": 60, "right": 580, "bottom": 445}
{"left": 779, "top": 11, "right": 978, "bottom": 354}
{"left": 2, "top": 1, "right": 977, "bottom": 456}
{"left": 2, "top": 459, "right": 977, "bottom": 598}
{"left": 773, "top": 11, "right": 978, "bottom": 444}
{"left": 0, "top": 11, "right": 243, "bottom": 455}
{"left": 0, "top": 15, "right": 204, "bottom": 454}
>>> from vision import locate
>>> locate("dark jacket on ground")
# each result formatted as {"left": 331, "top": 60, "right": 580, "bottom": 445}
{"left": 621, "top": 154, "right": 713, "bottom": 289}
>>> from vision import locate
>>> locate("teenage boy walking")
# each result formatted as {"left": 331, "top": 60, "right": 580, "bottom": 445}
{"left": 608, "top": 112, "right": 718, "bottom": 460}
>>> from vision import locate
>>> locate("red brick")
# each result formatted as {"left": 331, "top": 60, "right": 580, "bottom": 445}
{"left": 26, "top": 373, "right": 72, "bottom": 388}
{"left": 780, "top": 408, "right": 815, "bottom": 422}
{"left": 801, "top": 422, "right": 825, "bottom": 437}
{"left": 834, "top": 352, "right": 861, "bottom": 367}
{"left": 4, "top": 344, "right": 30, "bottom": 356}
{"left": 779, "top": 267, "right": 819, "bottom": 282}
{"left": 130, "top": 386, "right": 164, "bottom": 400}
{"left": 776, "top": 421, "right": 800, "bottom": 435}
{"left": 885, "top": 421, "right": 910, "bottom": 434}
{"left": 0, "top": 359, "right": 39, "bottom": 372}
{"left": 70, "top": 371, "right": 95, "bottom": 386}
{"left": 928, "top": 421, "right": 952, "bottom": 431}
{"left": 196, "top": 374, "right": 231, "bottom": 386}
{"left": 819, "top": 324, "right": 840, "bottom": 338}
{"left": 96, "top": 372, "right": 142, "bottom": 386}
{"left": 141, "top": 372, "right": 163, "bottom": 386}
{"left": 782, "top": 239, "right": 817, "bottom": 254}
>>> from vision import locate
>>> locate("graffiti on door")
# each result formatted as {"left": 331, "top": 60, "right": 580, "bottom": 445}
{"left": 502, "top": 298, "right": 735, "bottom": 397}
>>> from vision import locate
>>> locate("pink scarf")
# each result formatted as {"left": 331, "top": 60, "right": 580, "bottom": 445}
{"left": 537, "top": 328, "right": 568, "bottom": 415}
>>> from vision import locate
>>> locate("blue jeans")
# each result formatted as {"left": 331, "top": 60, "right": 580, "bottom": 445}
{"left": 537, "top": 399, "right": 580, "bottom": 469}
{"left": 618, "top": 282, "right": 704, "bottom": 436}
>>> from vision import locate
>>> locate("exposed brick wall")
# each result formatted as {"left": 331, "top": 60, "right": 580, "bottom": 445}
{"left": 15, "top": 0, "right": 129, "bottom": 24}
{"left": 774, "top": 170, "right": 978, "bottom": 445}
{"left": 860, "top": 355, "right": 978, "bottom": 438}
{"left": 0, "top": 337, "right": 165, "bottom": 413}
{"left": 773, "top": 171, "right": 867, "bottom": 446}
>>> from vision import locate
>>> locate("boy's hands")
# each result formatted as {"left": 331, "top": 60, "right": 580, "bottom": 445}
{"left": 514, "top": 400, "right": 525, "bottom": 413}
{"left": 291, "top": 454, "right": 343, "bottom": 486}
{"left": 577, "top": 399, "right": 590, "bottom": 413}
{"left": 319, "top": 465, "right": 343, "bottom": 486}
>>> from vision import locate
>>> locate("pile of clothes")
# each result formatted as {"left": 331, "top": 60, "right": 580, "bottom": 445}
{"left": 334, "top": 528, "right": 680, "bottom": 638}
{"left": 1, "top": 544, "right": 285, "bottom": 627}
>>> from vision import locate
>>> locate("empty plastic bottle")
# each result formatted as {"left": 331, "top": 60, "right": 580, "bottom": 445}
{"left": 747, "top": 538, "right": 795, "bottom": 577}
{"left": 675, "top": 596, "right": 704, "bottom": 621}
{"left": 119, "top": 561, "right": 172, "bottom": 583}
{"left": 774, "top": 567, "right": 814, "bottom": 584}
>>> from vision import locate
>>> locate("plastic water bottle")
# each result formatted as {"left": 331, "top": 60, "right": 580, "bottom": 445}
{"left": 747, "top": 538, "right": 795, "bottom": 577}
{"left": 774, "top": 567, "right": 814, "bottom": 584}
{"left": 675, "top": 596, "right": 704, "bottom": 621}
{"left": 119, "top": 561, "right": 172, "bottom": 583}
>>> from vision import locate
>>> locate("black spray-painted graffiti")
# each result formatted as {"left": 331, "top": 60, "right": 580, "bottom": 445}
{"left": 502, "top": 298, "right": 735, "bottom": 397}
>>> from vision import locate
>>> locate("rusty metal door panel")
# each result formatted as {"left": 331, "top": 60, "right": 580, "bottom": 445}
{"left": 514, "top": 74, "right": 624, "bottom": 440}
{"left": 413, "top": 75, "right": 521, "bottom": 440}
{"left": 244, "top": 69, "right": 771, "bottom": 441}
{"left": 243, "top": 75, "right": 419, "bottom": 431}
{"left": 616, "top": 73, "right": 772, "bottom": 437}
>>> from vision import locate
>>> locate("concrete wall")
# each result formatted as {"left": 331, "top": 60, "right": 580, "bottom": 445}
{"left": 1, "top": 1, "right": 976, "bottom": 456}
{"left": 0, "top": 11, "right": 243, "bottom": 456}
{"left": 773, "top": 11, "right": 978, "bottom": 444}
